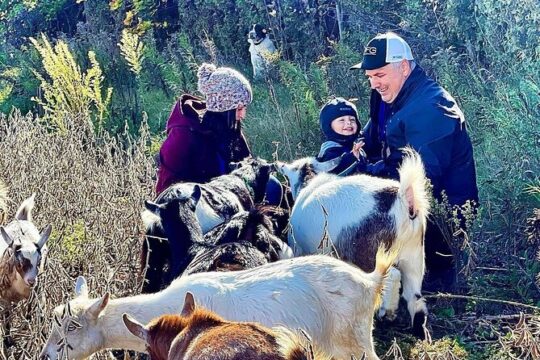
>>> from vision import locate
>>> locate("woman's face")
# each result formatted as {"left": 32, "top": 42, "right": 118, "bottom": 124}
{"left": 236, "top": 105, "right": 247, "bottom": 122}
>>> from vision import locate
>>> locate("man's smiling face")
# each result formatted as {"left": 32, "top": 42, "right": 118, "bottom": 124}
{"left": 365, "top": 60, "right": 410, "bottom": 104}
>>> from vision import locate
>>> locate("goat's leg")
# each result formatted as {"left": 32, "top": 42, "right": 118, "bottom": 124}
{"left": 398, "top": 250, "right": 428, "bottom": 338}
{"left": 141, "top": 237, "right": 169, "bottom": 294}
{"left": 377, "top": 266, "right": 401, "bottom": 321}
{"left": 1, "top": 315, "right": 14, "bottom": 350}
{"left": 349, "top": 326, "right": 380, "bottom": 360}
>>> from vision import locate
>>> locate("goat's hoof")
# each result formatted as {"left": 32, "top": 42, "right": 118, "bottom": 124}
{"left": 377, "top": 308, "right": 397, "bottom": 321}
{"left": 412, "top": 311, "right": 428, "bottom": 339}
{"left": 385, "top": 310, "right": 398, "bottom": 322}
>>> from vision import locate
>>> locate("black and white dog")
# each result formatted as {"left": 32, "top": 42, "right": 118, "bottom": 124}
{"left": 248, "top": 24, "right": 277, "bottom": 79}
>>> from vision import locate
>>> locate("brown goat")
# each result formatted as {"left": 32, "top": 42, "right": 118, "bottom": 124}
{"left": 123, "top": 292, "right": 328, "bottom": 360}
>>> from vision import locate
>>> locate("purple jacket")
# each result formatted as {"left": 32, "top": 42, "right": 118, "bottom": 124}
{"left": 155, "top": 94, "right": 251, "bottom": 195}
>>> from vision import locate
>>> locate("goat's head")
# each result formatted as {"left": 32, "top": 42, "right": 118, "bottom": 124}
{"left": 123, "top": 292, "right": 196, "bottom": 359}
{"left": 276, "top": 157, "right": 334, "bottom": 200}
{"left": 0, "top": 194, "right": 51, "bottom": 300}
{"left": 256, "top": 205, "right": 290, "bottom": 237}
{"left": 144, "top": 185, "right": 203, "bottom": 245}
{"left": 40, "top": 276, "right": 110, "bottom": 360}
{"left": 229, "top": 157, "right": 275, "bottom": 203}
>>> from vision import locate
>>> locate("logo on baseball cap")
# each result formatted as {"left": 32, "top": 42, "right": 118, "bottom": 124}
{"left": 350, "top": 32, "right": 414, "bottom": 70}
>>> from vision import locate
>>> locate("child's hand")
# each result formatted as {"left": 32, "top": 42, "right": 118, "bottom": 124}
{"left": 352, "top": 141, "right": 364, "bottom": 159}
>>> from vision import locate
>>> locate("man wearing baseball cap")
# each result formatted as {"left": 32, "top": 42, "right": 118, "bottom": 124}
{"left": 351, "top": 32, "right": 479, "bottom": 292}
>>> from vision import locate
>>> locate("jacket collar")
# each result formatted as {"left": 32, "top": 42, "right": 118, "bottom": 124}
{"left": 166, "top": 94, "right": 207, "bottom": 132}
{"left": 390, "top": 65, "right": 427, "bottom": 110}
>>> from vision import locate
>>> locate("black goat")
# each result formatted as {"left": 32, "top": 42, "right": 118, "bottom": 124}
{"left": 141, "top": 158, "right": 275, "bottom": 293}
{"left": 142, "top": 185, "right": 292, "bottom": 291}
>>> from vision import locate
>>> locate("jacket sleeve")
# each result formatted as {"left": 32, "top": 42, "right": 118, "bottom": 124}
{"left": 155, "top": 127, "right": 196, "bottom": 194}
{"left": 415, "top": 134, "right": 455, "bottom": 195}
{"left": 402, "top": 101, "right": 458, "bottom": 190}
{"left": 317, "top": 144, "right": 360, "bottom": 176}
{"left": 361, "top": 120, "right": 382, "bottom": 162}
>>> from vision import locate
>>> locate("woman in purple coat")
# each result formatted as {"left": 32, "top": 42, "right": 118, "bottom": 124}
{"left": 156, "top": 63, "right": 253, "bottom": 195}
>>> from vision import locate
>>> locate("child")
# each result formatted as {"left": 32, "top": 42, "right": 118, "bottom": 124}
{"left": 316, "top": 97, "right": 367, "bottom": 176}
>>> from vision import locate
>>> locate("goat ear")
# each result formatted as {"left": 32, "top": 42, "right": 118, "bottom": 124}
{"left": 181, "top": 292, "right": 196, "bottom": 317}
{"left": 0, "top": 227, "right": 13, "bottom": 247}
{"left": 123, "top": 313, "right": 149, "bottom": 343}
{"left": 87, "top": 293, "right": 109, "bottom": 320}
{"left": 191, "top": 186, "right": 202, "bottom": 206}
{"left": 144, "top": 200, "right": 162, "bottom": 215}
{"left": 228, "top": 161, "right": 241, "bottom": 172}
{"left": 37, "top": 224, "right": 52, "bottom": 249}
{"left": 15, "top": 193, "right": 36, "bottom": 221}
{"left": 274, "top": 161, "right": 286, "bottom": 175}
{"left": 75, "top": 276, "right": 89, "bottom": 297}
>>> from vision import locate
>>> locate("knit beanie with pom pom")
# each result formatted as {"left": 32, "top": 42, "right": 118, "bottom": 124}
{"left": 197, "top": 63, "right": 253, "bottom": 112}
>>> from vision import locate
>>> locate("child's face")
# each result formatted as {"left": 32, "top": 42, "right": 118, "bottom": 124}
{"left": 330, "top": 115, "right": 358, "bottom": 136}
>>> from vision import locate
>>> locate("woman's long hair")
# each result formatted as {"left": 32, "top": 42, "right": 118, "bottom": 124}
{"left": 202, "top": 108, "right": 241, "bottom": 164}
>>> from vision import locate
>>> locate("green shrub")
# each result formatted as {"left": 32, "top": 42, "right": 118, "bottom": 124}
{"left": 118, "top": 29, "right": 145, "bottom": 76}
{"left": 30, "top": 34, "right": 113, "bottom": 132}
{"left": 410, "top": 337, "right": 469, "bottom": 359}
{"left": 54, "top": 220, "right": 87, "bottom": 266}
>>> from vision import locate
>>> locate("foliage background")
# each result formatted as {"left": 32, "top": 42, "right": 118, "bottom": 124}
{"left": 0, "top": 0, "right": 539, "bottom": 358}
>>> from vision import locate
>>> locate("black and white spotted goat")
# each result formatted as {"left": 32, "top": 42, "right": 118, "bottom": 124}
{"left": 143, "top": 185, "right": 292, "bottom": 288}
{"left": 141, "top": 158, "right": 277, "bottom": 292}
{"left": 277, "top": 149, "right": 430, "bottom": 336}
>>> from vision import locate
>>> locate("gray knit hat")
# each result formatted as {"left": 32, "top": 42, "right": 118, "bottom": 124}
{"left": 197, "top": 63, "right": 253, "bottom": 112}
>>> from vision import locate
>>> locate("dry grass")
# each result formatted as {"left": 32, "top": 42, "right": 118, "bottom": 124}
{"left": 0, "top": 111, "right": 154, "bottom": 359}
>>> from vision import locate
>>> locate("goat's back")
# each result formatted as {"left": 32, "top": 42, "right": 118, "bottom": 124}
{"left": 289, "top": 174, "right": 398, "bottom": 256}
{"left": 163, "top": 308, "right": 328, "bottom": 360}
{"left": 164, "top": 255, "right": 381, "bottom": 356}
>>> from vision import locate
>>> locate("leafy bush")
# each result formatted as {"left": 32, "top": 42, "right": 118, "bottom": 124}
{"left": 118, "top": 29, "right": 145, "bottom": 76}
{"left": 410, "top": 337, "right": 469, "bottom": 359}
{"left": 30, "top": 34, "right": 113, "bottom": 132}
{"left": 0, "top": 43, "right": 40, "bottom": 114}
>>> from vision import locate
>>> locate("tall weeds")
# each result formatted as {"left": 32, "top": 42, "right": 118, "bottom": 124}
{"left": 0, "top": 111, "right": 154, "bottom": 358}
{"left": 30, "top": 34, "right": 113, "bottom": 133}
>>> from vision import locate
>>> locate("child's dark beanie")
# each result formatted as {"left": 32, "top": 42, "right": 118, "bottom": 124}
{"left": 319, "top": 97, "right": 360, "bottom": 142}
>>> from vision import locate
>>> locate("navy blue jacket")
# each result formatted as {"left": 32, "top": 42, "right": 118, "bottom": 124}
{"left": 363, "top": 65, "right": 479, "bottom": 206}
{"left": 316, "top": 141, "right": 365, "bottom": 176}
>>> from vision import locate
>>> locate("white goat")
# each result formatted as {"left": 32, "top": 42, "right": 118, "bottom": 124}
{"left": 277, "top": 149, "right": 430, "bottom": 335}
{"left": 41, "top": 249, "right": 398, "bottom": 360}
{"left": 0, "top": 194, "right": 51, "bottom": 304}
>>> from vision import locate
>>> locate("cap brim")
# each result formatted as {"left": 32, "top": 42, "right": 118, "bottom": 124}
{"left": 350, "top": 61, "right": 391, "bottom": 71}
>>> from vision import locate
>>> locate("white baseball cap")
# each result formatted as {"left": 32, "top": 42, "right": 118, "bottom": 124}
{"left": 350, "top": 32, "right": 414, "bottom": 70}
